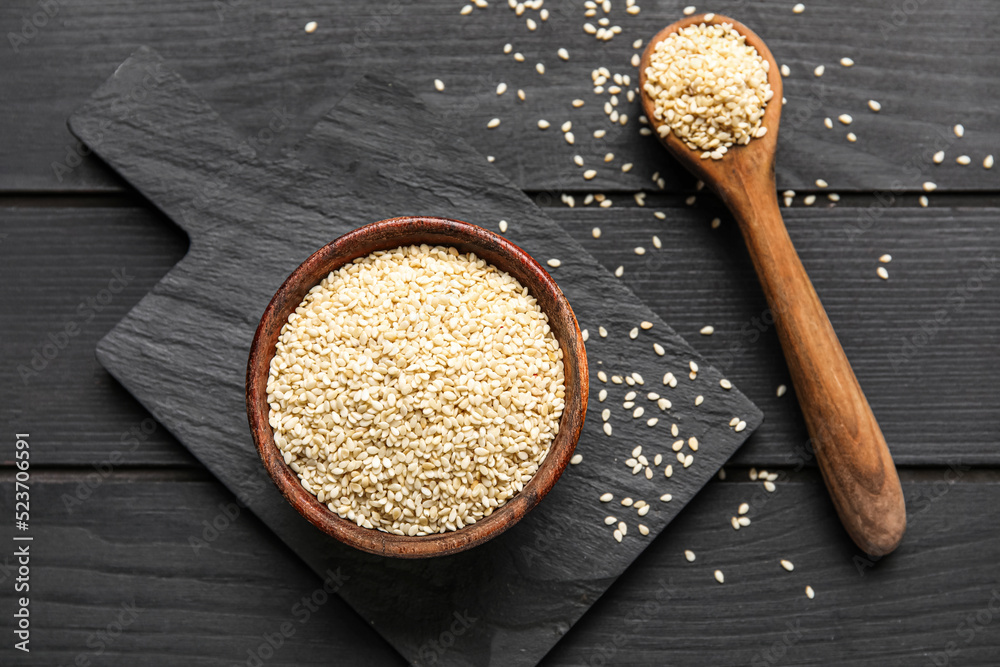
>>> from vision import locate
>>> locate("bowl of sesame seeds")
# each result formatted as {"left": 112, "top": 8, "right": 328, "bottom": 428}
{"left": 246, "top": 216, "right": 588, "bottom": 558}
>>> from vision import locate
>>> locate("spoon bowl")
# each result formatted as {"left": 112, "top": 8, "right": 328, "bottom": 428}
{"left": 640, "top": 15, "right": 906, "bottom": 557}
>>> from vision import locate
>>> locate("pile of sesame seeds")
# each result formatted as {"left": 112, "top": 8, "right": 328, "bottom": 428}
{"left": 642, "top": 21, "right": 774, "bottom": 159}
{"left": 267, "top": 245, "right": 565, "bottom": 536}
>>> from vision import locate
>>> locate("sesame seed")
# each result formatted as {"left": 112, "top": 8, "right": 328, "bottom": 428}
{"left": 714, "top": 569, "right": 725, "bottom": 584}
{"left": 517, "top": 89, "right": 526, "bottom": 100}
{"left": 985, "top": 155, "right": 995, "bottom": 169}
{"left": 573, "top": 155, "right": 584, "bottom": 166}
{"left": 684, "top": 549, "right": 696, "bottom": 561}
{"left": 919, "top": 195, "right": 929, "bottom": 207}
{"left": 735, "top": 420, "right": 747, "bottom": 432}
{"left": 653, "top": 343, "right": 665, "bottom": 356}
{"left": 304, "top": 21, "right": 318, "bottom": 33}
{"left": 792, "top": 2, "right": 805, "bottom": 12}
{"left": 638, "top": 524, "right": 650, "bottom": 536}
{"left": 618, "top": 522, "right": 628, "bottom": 535}
{"left": 731, "top": 517, "right": 741, "bottom": 530}
{"left": 780, "top": 559, "right": 795, "bottom": 571}
{"left": 601, "top": 409, "right": 610, "bottom": 421}
{"left": 732, "top": 417, "right": 741, "bottom": 427}
{"left": 838, "top": 114, "right": 853, "bottom": 125}
{"left": 460, "top": 5, "right": 473, "bottom": 14}
{"left": 711, "top": 217, "right": 721, "bottom": 229}
{"left": 683, "top": 5, "right": 696, "bottom": 15}
{"left": 683, "top": 454, "right": 694, "bottom": 468}
{"left": 583, "top": 169, "right": 597, "bottom": 180}
{"left": 526, "top": 17, "right": 538, "bottom": 30}
{"left": 503, "top": 43, "right": 512, "bottom": 54}
{"left": 598, "top": 389, "right": 607, "bottom": 401}
{"left": 621, "top": 497, "right": 633, "bottom": 507}
{"left": 954, "top": 124, "right": 965, "bottom": 137}
{"left": 536, "top": 62, "right": 545, "bottom": 74}
{"left": 592, "top": 227, "right": 602, "bottom": 239}
{"left": 933, "top": 151, "right": 945, "bottom": 164}
{"left": 814, "top": 65, "right": 825, "bottom": 77}
{"left": 738, "top": 516, "right": 751, "bottom": 526}
{"left": 805, "top": 586, "right": 815, "bottom": 599}
{"left": 599, "top": 326, "right": 608, "bottom": 337}
{"left": 634, "top": 246, "right": 646, "bottom": 256}
{"left": 879, "top": 254, "right": 892, "bottom": 263}
{"left": 604, "top": 515, "right": 616, "bottom": 525}
{"left": 565, "top": 132, "right": 575, "bottom": 145}
{"left": 633, "top": 407, "right": 645, "bottom": 419}
{"left": 496, "top": 82, "right": 508, "bottom": 96}
{"left": 738, "top": 503, "right": 749, "bottom": 515}
{"left": 776, "top": 384, "right": 787, "bottom": 397}
{"left": 694, "top": 395, "right": 704, "bottom": 407}
{"left": 499, "top": 219, "right": 508, "bottom": 233}
{"left": 547, "top": 258, "right": 562, "bottom": 268}
{"left": 640, "top": 321, "right": 653, "bottom": 330}
{"left": 597, "top": 370, "right": 607, "bottom": 382}
{"left": 840, "top": 57, "right": 854, "bottom": 67}
{"left": 613, "top": 529, "right": 623, "bottom": 542}
{"left": 815, "top": 179, "right": 828, "bottom": 188}
{"left": 572, "top": 99, "right": 585, "bottom": 108}
{"left": 514, "top": 52, "right": 525, "bottom": 62}
{"left": 780, "top": 64, "right": 791, "bottom": 77}
{"left": 720, "top": 379, "right": 732, "bottom": 389}
{"left": 671, "top": 424, "right": 678, "bottom": 437}
{"left": 957, "top": 155, "right": 971, "bottom": 165}
{"left": 626, "top": 392, "right": 637, "bottom": 402}
{"left": 689, "top": 361, "right": 699, "bottom": 373}
{"left": 868, "top": 100, "right": 881, "bottom": 112}
{"left": 633, "top": 372, "right": 644, "bottom": 385}
{"left": 487, "top": 118, "right": 501, "bottom": 129}
{"left": 688, "top": 436, "right": 699, "bottom": 451}
{"left": 846, "top": 132, "right": 857, "bottom": 142}
{"left": 764, "top": 480, "right": 776, "bottom": 492}
{"left": 600, "top": 493, "right": 614, "bottom": 502}
{"left": 664, "top": 465, "right": 673, "bottom": 478}
{"left": 700, "top": 325, "right": 714, "bottom": 335}
{"left": 804, "top": 195, "right": 816, "bottom": 206}
{"left": 658, "top": 398, "right": 671, "bottom": 410}
{"left": 558, "top": 47, "right": 570, "bottom": 61}
{"left": 877, "top": 266, "right": 889, "bottom": 280}
{"left": 923, "top": 181, "right": 937, "bottom": 192}
{"left": 570, "top": 454, "right": 583, "bottom": 465}
{"left": 434, "top": 79, "right": 445, "bottom": 91}
{"left": 582, "top": 329, "right": 589, "bottom": 342}
{"left": 828, "top": 193, "right": 840, "bottom": 202}
{"left": 629, "top": 327, "right": 639, "bottom": 339}
{"left": 603, "top": 423, "right": 612, "bottom": 436}
{"left": 652, "top": 235, "right": 662, "bottom": 249}
{"left": 622, "top": 163, "right": 634, "bottom": 172}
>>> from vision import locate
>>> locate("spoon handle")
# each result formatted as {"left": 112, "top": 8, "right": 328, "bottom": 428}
{"left": 723, "top": 172, "right": 906, "bottom": 556}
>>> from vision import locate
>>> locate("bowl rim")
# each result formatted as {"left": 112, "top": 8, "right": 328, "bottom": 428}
{"left": 245, "top": 216, "right": 588, "bottom": 558}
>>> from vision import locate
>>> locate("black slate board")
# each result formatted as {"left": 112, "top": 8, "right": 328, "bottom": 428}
{"left": 68, "top": 47, "right": 762, "bottom": 667}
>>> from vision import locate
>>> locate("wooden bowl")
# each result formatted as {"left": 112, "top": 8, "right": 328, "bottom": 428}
{"left": 246, "top": 216, "right": 588, "bottom": 558}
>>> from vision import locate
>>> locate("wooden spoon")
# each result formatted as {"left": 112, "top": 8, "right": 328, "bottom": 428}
{"left": 639, "top": 14, "right": 906, "bottom": 556}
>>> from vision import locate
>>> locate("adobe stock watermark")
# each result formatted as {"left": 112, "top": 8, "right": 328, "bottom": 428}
{"left": 585, "top": 578, "right": 675, "bottom": 666}
{"left": 241, "top": 567, "right": 350, "bottom": 666}
{"left": 889, "top": 256, "right": 997, "bottom": 372}
{"left": 15, "top": 267, "right": 134, "bottom": 384}
{"left": 749, "top": 619, "right": 804, "bottom": 667}
{"left": 60, "top": 599, "right": 142, "bottom": 667}
{"left": 7, "top": 0, "right": 67, "bottom": 54}
{"left": 927, "top": 588, "right": 1000, "bottom": 666}
{"left": 413, "top": 610, "right": 479, "bottom": 667}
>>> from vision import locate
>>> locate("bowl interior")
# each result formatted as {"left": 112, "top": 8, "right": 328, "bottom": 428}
{"left": 246, "top": 216, "right": 588, "bottom": 558}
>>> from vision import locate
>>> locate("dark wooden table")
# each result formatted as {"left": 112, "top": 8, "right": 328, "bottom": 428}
{"left": 2, "top": 1, "right": 998, "bottom": 665}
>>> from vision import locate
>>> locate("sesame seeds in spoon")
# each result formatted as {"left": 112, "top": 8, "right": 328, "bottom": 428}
{"left": 639, "top": 14, "right": 906, "bottom": 557}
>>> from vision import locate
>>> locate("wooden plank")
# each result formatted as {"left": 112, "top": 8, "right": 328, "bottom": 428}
{"left": 67, "top": 51, "right": 762, "bottom": 667}
{"left": 2, "top": 470, "right": 997, "bottom": 665}
{"left": 2, "top": 204, "right": 996, "bottom": 467}
{"left": 1, "top": 0, "right": 999, "bottom": 194}
{"left": 0, "top": 206, "right": 195, "bottom": 467}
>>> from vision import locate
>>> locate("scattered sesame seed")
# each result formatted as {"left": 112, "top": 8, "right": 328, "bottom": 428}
{"left": 731, "top": 516, "right": 741, "bottom": 530}
{"left": 547, "top": 258, "right": 562, "bottom": 268}
{"left": 604, "top": 515, "right": 616, "bottom": 525}
{"left": 514, "top": 52, "right": 525, "bottom": 62}
{"left": 613, "top": 529, "right": 623, "bottom": 542}
{"left": 814, "top": 65, "right": 825, "bottom": 77}
{"left": 621, "top": 497, "right": 634, "bottom": 507}
{"left": 517, "top": 88, "right": 526, "bottom": 100}
{"left": 633, "top": 407, "right": 645, "bottom": 419}
{"left": 565, "top": 132, "right": 575, "bottom": 145}
{"left": 694, "top": 395, "right": 704, "bottom": 407}
{"left": 599, "top": 326, "right": 608, "bottom": 338}
{"left": 735, "top": 420, "right": 747, "bottom": 432}
{"left": 652, "top": 235, "right": 662, "bottom": 249}
{"left": 598, "top": 389, "right": 607, "bottom": 401}
{"left": 919, "top": 195, "right": 929, "bottom": 207}
{"left": 711, "top": 217, "right": 721, "bottom": 229}
{"left": 684, "top": 549, "right": 696, "bottom": 561}
{"left": 738, "top": 503, "right": 749, "bottom": 515}
{"left": 572, "top": 99, "right": 585, "bottom": 108}
{"left": 582, "top": 329, "right": 589, "bottom": 342}
{"left": 618, "top": 521, "right": 628, "bottom": 535}
{"left": 923, "top": 181, "right": 937, "bottom": 192}
{"left": 683, "top": 5, "right": 696, "bottom": 15}
{"left": 868, "top": 100, "right": 881, "bottom": 112}
{"left": 806, "top": 586, "right": 815, "bottom": 599}
{"left": 570, "top": 454, "right": 583, "bottom": 465}
{"left": 638, "top": 505, "right": 650, "bottom": 517}
{"left": 879, "top": 254, "right": 892, "bottom": 263}
{"left": 629, "top": 327, "right": 639, "bottom": 339}
{"left": 828, "top": 193, "right": 840, "bottom": 202}
{"left": 640, "top": 321, "right": 653, "bottom": 330}
{"left": 536, "top": 62, "right": 545, "bottom": 75}
{"left": 600, "top": 493, "right": 614, "bottom": 502}
{"left": 792, "top": 2, "right": 805, "bottom": 12}
{"left": 597, "top": 370, "right": 607, "bottom": 382}
{"left": 840, "top": 57, "right": 854, "bottom": 67}
{"left": 815, "top": 179, "right": 828, "bottom": 188}
{"left": 780, "top": 559, "right": 795, "bottom": 571}
{"left": 583, "top": 169, "right": 597, "bottom": 180}
{"left": 603, "top": 423, "right": 613, "bottom": 436}
{"left": 954, "top": 124, "right": 965, "bottom": 137}
{"left": 591, "top": 227, "right": 602, "bottom": 239}
{"left": 622, "top": 163, "right": 634, "bottom": 172}
{"left": 714, "top": 569, "right": 725, "bottom": 584}
{"left": 496, "top": 82, "right": 508, "bottom": 96}
{"left": 460, "top": 5, "right": 473, "bottom": 14}
{"left": 664, "top": 465, "right": 673, "bottom": 478}
{"left": 804, "top": 195, "right": 816, "bottom": 206}
{"left": 487, "top": 118, "right": 501, "bottom": 129}
{"left": 776, "top": 384, "right": 787, "bottom": 397}
{"left": 638, "top": 524, "right": 650, "bottom": 536}
{"left": 956, "top": 155, "right": 971, "bottom": 165}
{"left": 933, "top": 151, "right": 945, "bottom": 164}
{"left": 877, "top": 266, "right": 889, "bottom": 280}
{"left": 824, "top": 117, "right": 833, "bottom": 129}
{"left": 763, "top": 480, "right": 776, "bottom": 492}
{"left": 434, "top": 79, "right": 445, "bottom": 91}
{"left": 558, "top": 47, "right": 570, "bottom": 60}
{"left": 689, "top": 361, "right": 699, "bottom": 373}
{"left": 985, "top": 155, "right": 995, "bottom": 169}
{"left": 304, "top": 21, "right": 318, "bottom": 33}
{"left": 838, "top": 114, "right": 853, "bottom": 125}
{"left": 499, "top": 219, "right": 508, "bottom": 233}
{"left": 700, "top": 325, "right": 714, "bottom": 335}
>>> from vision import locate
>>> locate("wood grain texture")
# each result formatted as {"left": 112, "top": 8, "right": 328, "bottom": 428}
{"left": 66, "top": 49, "right": 761, "bottom": 666}
{"left": 1, "top": 470, "right": 998, "bottom": 666}
{"left": 2, "top": 205, "right": 997, "bottom": 468}
{"left": 1, "top": 0, "right": 998, "bottom": 194}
